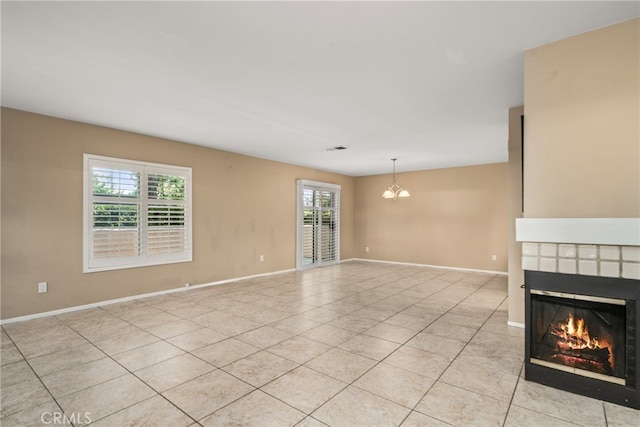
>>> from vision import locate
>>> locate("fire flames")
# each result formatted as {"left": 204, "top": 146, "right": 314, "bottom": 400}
{"left": 551, "top": 313, "right": 603, "bottom": 350}
{"left": 547, "top": 312, "right": 614, "bottom": 374}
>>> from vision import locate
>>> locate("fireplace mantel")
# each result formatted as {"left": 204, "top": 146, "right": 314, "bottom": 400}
{"left": 516, "top": 218, "right": 640, "bottom": 246}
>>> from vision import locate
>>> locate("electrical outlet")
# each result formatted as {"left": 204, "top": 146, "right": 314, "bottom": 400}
{"left": 38, "top": 282, "right": 48, "bottom": 293}
{"left": 492, "top": 255, "right": 497, "bottom": 261}
{"left": 365, "top": 247, "right": 370, "bottom": 253}
{"left": 185, "top": 282, "right": 190, "bottom": 287}
{"left": 260, "top": 254, "right": 264, "bottom": 262}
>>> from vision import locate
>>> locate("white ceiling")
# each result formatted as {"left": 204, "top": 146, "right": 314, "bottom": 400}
{"left": 2, "top": 1, "right": 638, "bottom": 176}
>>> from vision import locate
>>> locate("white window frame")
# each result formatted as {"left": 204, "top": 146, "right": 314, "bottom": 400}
{"left": 83, "top": 154, "right": 192, "bottom": 273}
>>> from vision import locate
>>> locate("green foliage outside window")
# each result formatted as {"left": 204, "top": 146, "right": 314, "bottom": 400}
{"left": 93, "top": 169, "right": 185, "bottom": 227}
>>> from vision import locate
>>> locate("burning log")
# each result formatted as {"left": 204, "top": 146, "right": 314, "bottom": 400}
{"left": 554, "top": 347, "right": 610, "bottom": 362}
{"left": 549, "top": 313, "right": 603, "bottom": 350}
{"left": 545, "top": 312, "right": 613, "bottom": 375}
{"left": 550, "top": 349, "right": 612, "bottom": 375}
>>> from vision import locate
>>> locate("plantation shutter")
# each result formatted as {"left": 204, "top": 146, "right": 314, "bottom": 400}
{"left": 91, "top": 163, "right": 142, "bottom": 261}
{"left": 296, "top": 180, "right": 340, "bottom": 270}
{"left": 146, "top": 170, "right": 189, "bottom": 256}
{"left": 320, "top": 190, "right": 338, "bottom": 262}
{"left": 84, "top": 155, "right": 192, "bottom": 272}
{"left": 302, "top": 188, "right": 318, "bottom": 265}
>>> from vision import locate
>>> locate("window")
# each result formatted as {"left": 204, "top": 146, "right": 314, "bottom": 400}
{"left": 83, "top": 154, "right": 192, "bottom": 272}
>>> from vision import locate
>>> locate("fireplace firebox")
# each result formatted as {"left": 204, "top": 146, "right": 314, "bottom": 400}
{"left": 525, "top": 271, "right": 639, "bottom": 409}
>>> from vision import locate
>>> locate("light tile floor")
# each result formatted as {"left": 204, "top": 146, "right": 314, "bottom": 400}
{"left": 1, "top": 261, "right": 639, "bottom": 426}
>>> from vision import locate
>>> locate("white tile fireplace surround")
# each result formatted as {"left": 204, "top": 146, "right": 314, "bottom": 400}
{"left": 516, "top": 218, "right": 640, "bottom": 280}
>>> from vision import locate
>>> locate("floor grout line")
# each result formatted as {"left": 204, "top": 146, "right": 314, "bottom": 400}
{"left": 3, "top": 262, "right": 629, "bottom": 426}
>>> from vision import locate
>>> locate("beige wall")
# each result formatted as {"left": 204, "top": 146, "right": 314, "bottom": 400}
{"left": 513, "top": 18, "right": 640, "bottom": 325}
{"left": 1, "top": 108, "right": 355, "bottom": 319}
{"left": 354, "top": 163, "right": 509, "bottom": 272}
{"left": 523, "top": 18, "right": 639, "bottom": 218}
{"left": 1, "top": 108, "right": 510, "bottom": 320}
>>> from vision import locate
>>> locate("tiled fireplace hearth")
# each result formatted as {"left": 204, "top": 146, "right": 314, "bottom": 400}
{"left": 516, "top": 218, "right": 640, "bottom": 409}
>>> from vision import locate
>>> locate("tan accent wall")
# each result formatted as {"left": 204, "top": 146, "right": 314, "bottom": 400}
{"left": 523, "top": 18, "right": 640, "bottom": 218}
{"left": 1, "top": 108, "right": 355, "bottom": 319}
{"left": 354, "top": 163, "right": 509, "bottom": 272}
{"left": 508, "top": 107, "right": 524, "bottom": 324}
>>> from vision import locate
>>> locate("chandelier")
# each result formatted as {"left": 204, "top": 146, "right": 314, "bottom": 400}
{"left": 382, "top": 158, "right": 410, "bottom": 199}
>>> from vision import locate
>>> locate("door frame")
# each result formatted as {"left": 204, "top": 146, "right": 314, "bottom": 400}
{"left": 296, "top": 179, "right": 341, "bottom": 271}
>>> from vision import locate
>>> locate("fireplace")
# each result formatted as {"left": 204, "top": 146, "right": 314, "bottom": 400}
{"left": 525, "top": 271, "right": 639, "bottom": 408}
{"left": 531, "top": 289, "right": 627, "bottom": 382}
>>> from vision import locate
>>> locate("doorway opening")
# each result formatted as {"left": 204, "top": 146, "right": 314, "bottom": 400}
{"left": 296, "top": 180, "right": 340, "bottom": 270}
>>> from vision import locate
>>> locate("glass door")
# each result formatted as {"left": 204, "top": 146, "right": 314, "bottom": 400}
{"left": 296, "top": 180, "right": 340, "bottom": 270}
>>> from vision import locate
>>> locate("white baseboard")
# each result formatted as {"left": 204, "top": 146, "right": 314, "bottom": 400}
{"left": 352, "top": 258, "right": 508, "bottom": 276}
{"left": 0, "top": 268, "right": 295, "bottom": 325}
{"left": 507, "top": 321, "right": 525, "bottom": 329}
